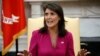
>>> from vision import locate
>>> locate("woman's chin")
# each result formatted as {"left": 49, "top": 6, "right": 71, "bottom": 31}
{"left": 47, "top": 25, "right": 55, "bottom": 28}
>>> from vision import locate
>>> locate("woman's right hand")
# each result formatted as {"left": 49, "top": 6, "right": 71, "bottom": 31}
{"left": 17, "top": 50, "right": 31, "bottom": 56}
{"left": 77, "top": 49, "right": 91, "bottom": 56}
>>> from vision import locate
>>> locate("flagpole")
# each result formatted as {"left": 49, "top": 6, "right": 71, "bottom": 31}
{"left": 15, "top": 39, "right": 18, "bottom": 56}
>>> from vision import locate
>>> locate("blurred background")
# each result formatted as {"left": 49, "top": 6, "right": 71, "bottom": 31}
{"left": 0, "top": 0, "right": 100, "bottom": 56}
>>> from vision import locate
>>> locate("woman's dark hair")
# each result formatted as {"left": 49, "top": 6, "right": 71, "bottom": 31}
{"left": 39, "top": 2, "right": 68, "bottom": 37}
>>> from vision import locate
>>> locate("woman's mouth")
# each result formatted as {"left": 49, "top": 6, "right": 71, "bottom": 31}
{"left": 47, "top": 21, "right": 53, "bottom": 24}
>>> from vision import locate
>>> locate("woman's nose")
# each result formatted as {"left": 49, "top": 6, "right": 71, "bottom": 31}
{"left": 47, "top": 14, "right": 51, "bottom": 19}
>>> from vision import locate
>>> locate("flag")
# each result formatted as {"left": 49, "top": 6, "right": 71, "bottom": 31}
{"left": 1, "top": 0, "right": 26, "bottom": 55}
{"left": 0, "top": 0, "right": 2, "bottom": 35}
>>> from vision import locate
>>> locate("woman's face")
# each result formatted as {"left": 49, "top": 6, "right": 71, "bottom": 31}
{"left": 44, "top": 8, "right": 60, "bottom": 28}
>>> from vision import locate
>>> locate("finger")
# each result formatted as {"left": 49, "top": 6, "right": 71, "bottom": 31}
{"left": 84, "top": 52, "right": 91, "bottom": 56}
{"left": 23, "top": 50, "right": 28, "bottom": 56}
{"left": 17, "top": 53, "right": 24, "bottom": 56}
{"left": 28, "top": 53, "right": 32, "bottom": 56}
{"left": 81, "top": 49, "right": 88, "bottom": 53}
{"left": 78, "top": 51, "right": 83, "bottom": 56}
{"left": 82, "top": 49, "right": 87, "bottom": 51}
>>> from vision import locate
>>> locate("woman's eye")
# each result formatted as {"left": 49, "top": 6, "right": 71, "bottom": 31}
{"left": 44, "top": 13, "right": 48, "bottom": 16}
{"left": 51, "top": 13, "right": 54, "bottom": 15}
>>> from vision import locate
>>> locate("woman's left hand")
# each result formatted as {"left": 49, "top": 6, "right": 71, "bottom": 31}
{"left": 17, "top": 50, "right": 31, "bottom": 56}
{"left": 77, "top": 49, "right": 91, "bottom": 56}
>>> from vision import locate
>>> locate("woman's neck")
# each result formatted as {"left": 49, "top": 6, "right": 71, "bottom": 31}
{"left": 48, "top": 26, "right": 58, "bottom": 35}
{"left": 48, "top": 26, "right": 58, "bottom": 48}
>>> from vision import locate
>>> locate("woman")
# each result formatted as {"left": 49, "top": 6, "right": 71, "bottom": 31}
{"left": 18, "top": 2, "right": 90, "bottom": 56}
{"left": 29, "top": 2, "right": 74, "bottom": 56}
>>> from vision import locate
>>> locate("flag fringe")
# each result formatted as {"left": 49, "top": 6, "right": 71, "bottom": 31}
{"left": 2, "top": 27, "right": 27, "bottom": 56}
{"left": 0, "top": 30, "right": 2, "bottom": 35}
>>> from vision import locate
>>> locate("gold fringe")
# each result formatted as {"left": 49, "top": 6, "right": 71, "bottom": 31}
{"left": 2, "top": 27, "right": 27, "bottom": 56}
{"left": 0, "top": 30, "right": 3, "bottom": 35}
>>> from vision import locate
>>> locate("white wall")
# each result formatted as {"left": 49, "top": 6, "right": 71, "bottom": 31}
{"left": 80, "top": 18, "right": 100, "bottom": 37}
{"left": 59, "top": 2, "right": 100, "bottom": 37}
